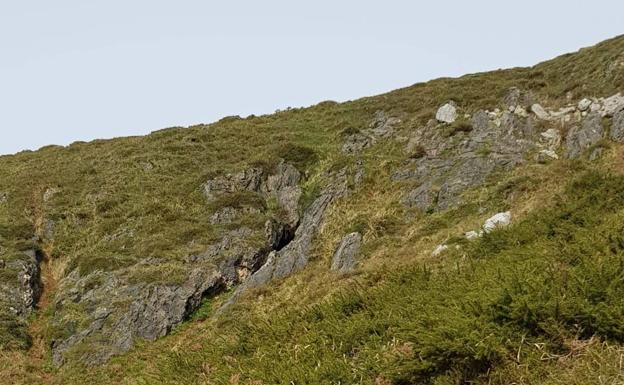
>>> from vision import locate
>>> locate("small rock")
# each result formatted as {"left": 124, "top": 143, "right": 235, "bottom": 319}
{"left": 531, "top": 104, "right": 550, "bottom": 120}
{"left": 536, "top": 149, "right": 559, "bottom": 163}
{"left": 0, "top": 192, "right": 7, "bottom": 204}
{"left": 330, "top": 232, "right": 363, "bottom": 273}
{"left": 431, "top": 244, "right": 449, "bottom": 257}
{"left": 483, "top": 212, "right": 511, "bottom": 233}
{"left": 465, "top": 230, "right": 482, "bottom": 240}
{"left": 578, "top": 98, "right": 592, "bottom": 112}
{"left": 514, "top": 106, "right": 528, "bottom": 117}
{"left": 436, "top": 102, "right": 458, "bottom": 124}
{"left": 540, "top": 128, "right": 562, "bottom": 150}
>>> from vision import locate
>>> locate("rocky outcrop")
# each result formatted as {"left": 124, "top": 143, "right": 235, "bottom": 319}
{"left": 396, "top": 108, "right": 538, "bottom": 210}
{"left": 49, "top": 161, "right": 305, "bottom": 366}
{"left": 342, "top": 111, "right": 400, "bottom": 154}
{"left": 565, "top": 112, "right": 604, "bottom": 159}
{"left": 330, "top": 232, "right": 362, "bottom": 274}
{"left": 0, "top": 248, "right": 42, "bottom": 350}
{"left": 610, "top": 110, "right": 624, "bottom": 142}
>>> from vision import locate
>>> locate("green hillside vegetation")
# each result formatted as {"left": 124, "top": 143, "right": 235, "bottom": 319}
{"left": 0, "top": 35, "right": 623, "bottom": 384}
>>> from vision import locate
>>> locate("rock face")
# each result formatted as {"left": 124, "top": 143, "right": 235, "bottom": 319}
{"left": 342, "top": 111, "right": 400, "bottom": 154}
{"left": 395, "top": 109, "right": 538, "bottom": 211}
{"left": 221, "top": 164, "right": 359, "bottom": 310}
{"left": 330, "top": 232, "right": 362, "bottom": 273}
{"left": 602, "top": 93, "right": 624, "bottom": 117}
{"left": 50, "top": 160, "right": 305, "bottom": 366}
{"left": 565, "top": 112, "right": 604, "bottom": 159}
{"left": 0, "top": 248, "right": 41, "bottom": 349}
{"left": 436, "top": 102, "right": 458, "bottom": 123}
{"left": 611, "top": 110, "right": 624, "bottom": 142}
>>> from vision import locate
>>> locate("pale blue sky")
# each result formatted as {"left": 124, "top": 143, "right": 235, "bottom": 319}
{"left": 1, "top": 1, "right": 622, "bottom": 155}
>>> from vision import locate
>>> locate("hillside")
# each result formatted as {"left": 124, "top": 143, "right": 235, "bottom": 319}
{"left": 1, "top": 35, "right": 624, "bottom": 384}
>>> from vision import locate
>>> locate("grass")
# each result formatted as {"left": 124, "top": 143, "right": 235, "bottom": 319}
{"left": 49, "top": 167, "right": 624, "bottom": 385}
{"left": 0, "top": 34, "right": 623, "bottom": 384}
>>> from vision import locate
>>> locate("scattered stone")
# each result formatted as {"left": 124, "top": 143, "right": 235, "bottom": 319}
{"left": 578, "top": 98, "right": 592, "bottom": 112}
{"left": 465, "top": 230, "right": 482, "bottom": 240}
{"left": 0, "top": 192, "right": 7, "bottom": 204}
{"left": 436, "top": 102, "right": 458, "bottom": 124}
{"left": 432, "top": 244, "right": 449, "bottom": 257}
{"left": 531, "top": 104, "right": 550, "bottom": 120}
{"left": 483, "top": 212, "right": 511, "bottom": 233}
{"left": 536, "top": 149, "right": 559, "bottom": 163}
{"left": 330, "top": 232, "right": 363, "bottom": 273}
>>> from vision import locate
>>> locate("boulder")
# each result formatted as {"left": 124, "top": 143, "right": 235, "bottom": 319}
{"left": 531, "top": 104, "right": 550, "bottom": 120}
{"left": 436, "top": 102, "right": 458, "bottom": 124}
{"left": 483, "top": 212, "right": 511, "bottom": 233}
{"left": 330, "top": 232, "right": 363, "bottom": 273}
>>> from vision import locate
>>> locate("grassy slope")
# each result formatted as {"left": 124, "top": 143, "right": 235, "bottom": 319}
{"left": 0, "top": 35, "right": 623, "bottom": 384}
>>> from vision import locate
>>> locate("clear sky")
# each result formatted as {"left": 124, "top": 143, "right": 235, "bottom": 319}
{"left": 1, "top": 1, "right": 622, "bottom": 155}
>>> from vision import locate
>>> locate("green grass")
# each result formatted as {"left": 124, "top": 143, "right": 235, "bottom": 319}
{"left": 55, "top": 169, "right": 624, "bottom": 385}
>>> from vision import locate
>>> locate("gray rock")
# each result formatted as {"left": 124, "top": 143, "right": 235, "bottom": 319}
{"left": 330, "top": 233, "right": 362, "bottom": 273}
{"left": 483, "top": 212, "right": 511, "bottom": 233}
{"left": 565, "top": 112, "right": 604, "bottom": 159}
{"left": 342, "top": 133, "right": 372, "bottom": 154}
{"left": 0, "top": 192, "right": 7, "bottom": 204}
{"left": 602, "top": 93, "right": 624, "bottom": 117}
{"left": 342, "top": 111, "right": 400, "bottom": 154}
{"left": 402, "top": 181, "right": 436, "bottom": 210}
{"left": 578, "top": 98, "right": 592, "bottom": 112}
{"left": 531, "top": 104, "right": 550, "bottom": 120}
{"left": 540, "top": 128, "right": 562, "bottom": 150}
{"left": 536, "top": 149, "right": 559, "bottom": 163}
{"left": 203, "top": 168, "right": 263, "bottom": 201}
{"left": 589, "top": 147, "right": 604, "bottom": 161}
{"left": 610, "top": 110, "right": 624, "bottom": 142}
{"left": 503, "top": 88, "right": 534, "bottom": 109}
{"left": 369, "top": 110, "right": 400, "bottom": 138}
{"left": 436, "top": 102, "right": 458, "bottom": 124}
